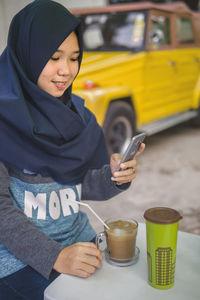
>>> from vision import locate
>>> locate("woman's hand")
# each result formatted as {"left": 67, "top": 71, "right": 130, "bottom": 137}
{"left": 110, "top": 143, "right": 145, "bottom": 185}
{"left": 53, "top": 242, "right": 102, "bottom": 278}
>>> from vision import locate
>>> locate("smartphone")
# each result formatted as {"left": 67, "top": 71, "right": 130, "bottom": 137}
{"left": 116, "top": 133, "right": 146, "bottom": 171}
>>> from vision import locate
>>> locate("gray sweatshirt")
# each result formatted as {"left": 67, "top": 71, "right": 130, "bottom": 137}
{"left": 0, "top": 162, "right": 129, "bottom": 279}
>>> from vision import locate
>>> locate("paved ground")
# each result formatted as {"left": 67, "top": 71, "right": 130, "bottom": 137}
{"left": 81, "top": 122, "right": 200, "bottom": 235}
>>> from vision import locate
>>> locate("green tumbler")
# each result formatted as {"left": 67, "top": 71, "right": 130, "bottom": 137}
{"left": 144, "top": 207, "right": 182, "bottom": 289}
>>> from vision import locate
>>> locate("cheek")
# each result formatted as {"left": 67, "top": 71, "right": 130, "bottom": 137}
{"left": 41, "top": 66, "right": 54, "bottom": 79}
{"left": 37, "top": 73, "right": 47, "bottom": 90}
{"left": 38, "top": 63, "right": 55, "bottom": 82}
{"left": 72, "top": 63, "right": 79, "bottom": 78}
{"left": 38, "top": 68, "right": 53, "bottom": 89}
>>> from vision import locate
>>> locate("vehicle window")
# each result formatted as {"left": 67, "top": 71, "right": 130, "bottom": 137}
{"left": 80, "top": 11, "right": 147, "bottom": 51}
{"left": 149, "top": 15, "right": 170, "bottom": 49}
{"left": 176, "top": 17, "right": 194, "bottom": 44}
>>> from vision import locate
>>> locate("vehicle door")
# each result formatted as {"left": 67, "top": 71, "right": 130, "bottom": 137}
{"left": 142, "top": 10, "right": 176, "bottom": 124}
{"left": 172, "top": 13, "right": 200, "bottom": 111}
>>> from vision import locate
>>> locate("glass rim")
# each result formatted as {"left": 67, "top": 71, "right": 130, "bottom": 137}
{"left": 104, "top": 218, "right": 138, "bottom": 229}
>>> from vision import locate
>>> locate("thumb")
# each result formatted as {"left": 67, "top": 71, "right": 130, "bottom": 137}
{"left": 110, "top": 153, "right": 122, "bottom": 174}
{"left": 111, "top": 153, "right": 121, "bottom": 162}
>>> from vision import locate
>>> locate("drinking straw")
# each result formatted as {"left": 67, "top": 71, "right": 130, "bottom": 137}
{"left": 67, "top": 199, "right": 110, "bottom": 230}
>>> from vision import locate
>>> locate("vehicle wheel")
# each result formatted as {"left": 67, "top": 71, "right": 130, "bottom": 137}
{"left": 191, "top": 105, "right": 200, "bottom": 127}
{"left": 103, "top": 101, "right": 136, "bottom": 155}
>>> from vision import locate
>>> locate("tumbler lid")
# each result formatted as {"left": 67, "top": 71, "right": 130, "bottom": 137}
{"left": 144, "top": 207, "right": 182, "bottom": 224}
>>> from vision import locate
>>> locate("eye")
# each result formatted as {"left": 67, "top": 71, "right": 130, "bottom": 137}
{"left": 51, "top": 57, "right": 59, "bottom": 61}
{"left": 71, "top": 56, "right": 79, "bottom": 62}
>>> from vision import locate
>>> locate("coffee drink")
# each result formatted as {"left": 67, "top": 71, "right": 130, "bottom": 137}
{"left": 105, "top": 219, "right": 138, "bottom": 261}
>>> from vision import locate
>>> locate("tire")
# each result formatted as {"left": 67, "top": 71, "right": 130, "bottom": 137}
{"left": 191, "top": 106, "right": 200, "bottom": 127}
{"left": 103, "top": 101, "right": 136, "bottom": 155}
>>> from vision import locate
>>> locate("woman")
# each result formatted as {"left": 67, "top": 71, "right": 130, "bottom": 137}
{"left": 0, "top": 0, "right": 145, "bottom": 299}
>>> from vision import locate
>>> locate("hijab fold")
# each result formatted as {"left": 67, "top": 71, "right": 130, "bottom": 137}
{"left": 0, "top": 0, "right": 109, "bottom": 184}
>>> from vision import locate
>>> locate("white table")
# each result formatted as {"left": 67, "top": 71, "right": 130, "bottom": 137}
{"left": 44, "top": 223, "right": 200, "bottom": 300}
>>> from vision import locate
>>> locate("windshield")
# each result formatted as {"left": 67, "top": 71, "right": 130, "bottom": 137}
{"left": 79, "top": 11, "right": 147, "bottom": 51}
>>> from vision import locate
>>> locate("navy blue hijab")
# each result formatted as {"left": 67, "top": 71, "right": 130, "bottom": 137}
{"left": 0, "top": 0, "right": 109, "bottom": 184}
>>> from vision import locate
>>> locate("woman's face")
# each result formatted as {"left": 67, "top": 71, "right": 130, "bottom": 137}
{"left": 37, "top": 31, "right": 80, "bottom": 97}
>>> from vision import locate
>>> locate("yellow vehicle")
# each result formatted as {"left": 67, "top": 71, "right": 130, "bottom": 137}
{"left": 72, "top": 2, "right": 200, "bottom": 154}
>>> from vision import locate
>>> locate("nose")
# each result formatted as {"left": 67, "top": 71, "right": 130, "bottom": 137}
{"left": 57, "top": 60, "right": 71, "bottom": 76}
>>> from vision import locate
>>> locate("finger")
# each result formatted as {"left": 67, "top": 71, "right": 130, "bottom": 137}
{"left": 113, "top": 167, "right": 137, "bottom": 177}
{"left": 112, "top": 173, "right": 137, "bottom": 183}
{"left": 76, "top": 242, "right": 98, "bottom": 249}
{"left": 62, "top": 261, "right": 91, "bottom": 278}
{"left": 120, "top": 159, "right": 137, "bottom": 170}
{"left": 110, "top": 153, "right": 122, "bottom": 168}
{"left": 135, "top": 143, "right": 145, "bottom": 156}
{"left": 111, "top": 153, "right": 122, "bottom": 162}
{"left": 73, "top": 269, "right": 91, "bottom": 278}
{"left": 79, "top": 262, "right": 97, "bottom": 275}
{"left": 82, "top": 254, "right": 102, "bottom": 269}
{"left": 76, "top": 242, "right": 102, "bottom": 257}
{"left": 78, "top": 245, "right": 103, "bottom": 260}
{"left": 110, "top": 153, "right": 122, "bottom": 174}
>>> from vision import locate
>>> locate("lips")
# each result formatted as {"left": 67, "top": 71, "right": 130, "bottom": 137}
{"left": 52, "top": 81, "right": 67, "bottom": 90}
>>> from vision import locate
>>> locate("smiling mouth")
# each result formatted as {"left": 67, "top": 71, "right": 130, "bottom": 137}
{"left": 53, "top": 81, "right": 67, "bottom": 90}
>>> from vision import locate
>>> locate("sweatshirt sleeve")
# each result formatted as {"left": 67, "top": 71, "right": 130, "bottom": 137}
{"left": 0, "top": 162, "right": 64, "bottom": 279}
{"left": 81, "top": 164, "right": 131, "bottom": 200}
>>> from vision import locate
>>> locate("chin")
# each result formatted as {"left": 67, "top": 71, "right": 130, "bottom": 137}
{"left": 49, "top": 90, "right": 65, "bottom": 98}
{"left": 55, "top": 92, "right": 65, "bottom": 98}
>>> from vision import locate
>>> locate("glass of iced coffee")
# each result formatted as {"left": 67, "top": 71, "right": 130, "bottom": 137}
{"left": 96, "top": 218, "right": 139, "bottom": 266}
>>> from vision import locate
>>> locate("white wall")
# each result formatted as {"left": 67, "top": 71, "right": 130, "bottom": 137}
{"left": 0, "top": 0, "right": 6, "bottom": 54}
{"left": 0, "top": 0, "right": 107, "bottom": 54}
